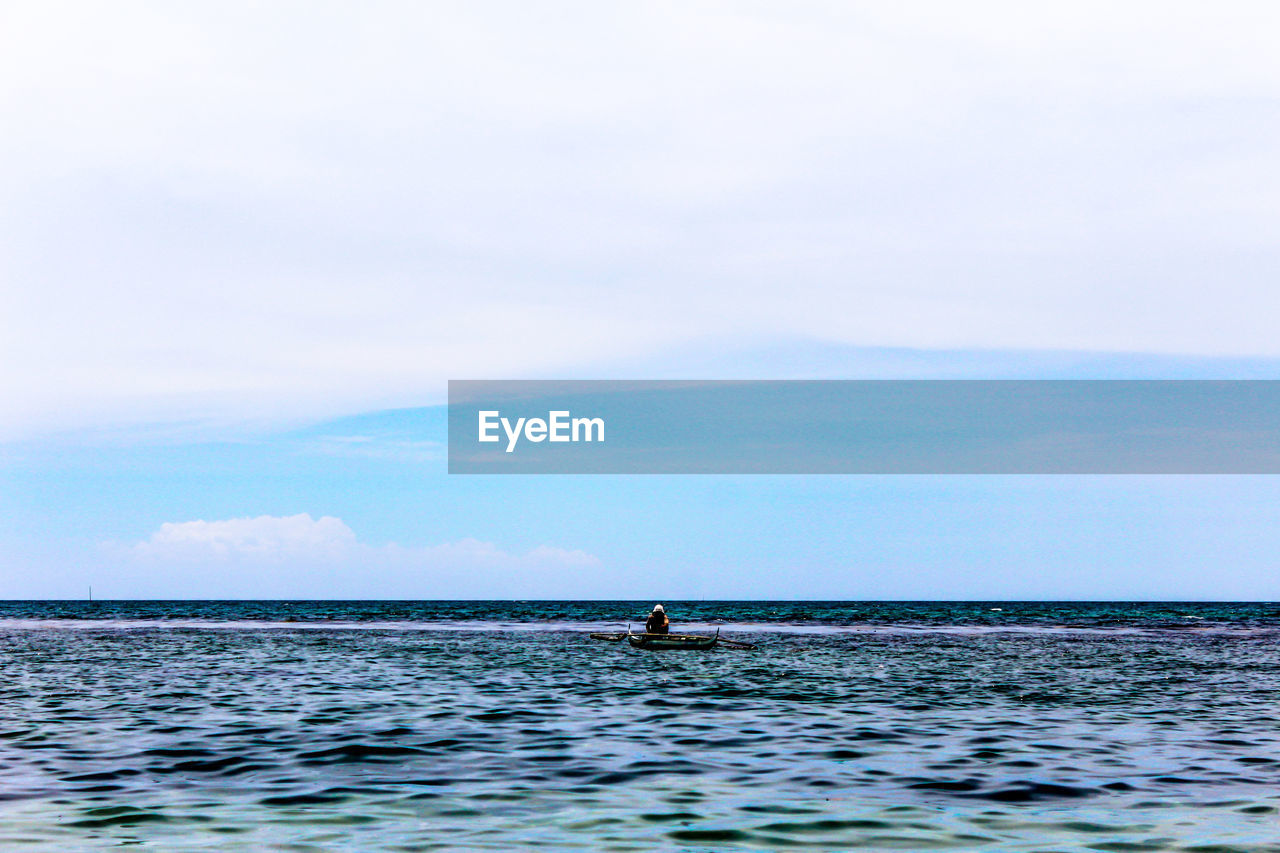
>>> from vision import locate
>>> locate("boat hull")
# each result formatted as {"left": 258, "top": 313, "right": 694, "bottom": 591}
{"left": 627, "top": 630, "right": 718, "bottom": 650}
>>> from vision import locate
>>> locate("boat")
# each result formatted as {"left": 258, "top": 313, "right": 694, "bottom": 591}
{"left": 588, "top": 627, "right": 755, "bottom": 650}
{"left": 626, "top": 627, "right": 719, "bottom": 650}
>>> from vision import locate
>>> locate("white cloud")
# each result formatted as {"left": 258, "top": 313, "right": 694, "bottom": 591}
{"left": 3, "top": 2, "right": 1279, "bottom": 438}
{"left": 302, "top": 434, "right": 443, "bottom": 463}
{"left": 118, "top": 514, "right": 601, "bottom": 596}
{"left": 133, "top": 513, "right": 357, "bottom": 560}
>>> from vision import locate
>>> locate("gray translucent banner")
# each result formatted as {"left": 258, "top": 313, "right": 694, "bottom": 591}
{"left": 448, "top": 380, "right": 1280, "bottom": 474}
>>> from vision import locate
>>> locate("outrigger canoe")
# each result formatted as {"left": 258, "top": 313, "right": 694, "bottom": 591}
{"left": 626, "top": 627, "right": 719, "bottom": 650}
{"left": 588, "top": 627, "right": 755, "bottom": 650}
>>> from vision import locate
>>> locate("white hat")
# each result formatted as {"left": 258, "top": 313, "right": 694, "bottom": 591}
{"left": 652, "top": 604, "right": 664, "bottom": 612}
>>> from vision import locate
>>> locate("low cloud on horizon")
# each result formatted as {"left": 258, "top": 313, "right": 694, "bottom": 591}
{"left": 107, "top": 513, "right": 602, "bottom": 598}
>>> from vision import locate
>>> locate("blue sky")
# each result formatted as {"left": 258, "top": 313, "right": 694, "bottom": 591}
{"left": 5, "top": 347, "right": 1280, "bottom": 599}
{"left": 2, "top": 4, "right": 1279, "bottom": 598}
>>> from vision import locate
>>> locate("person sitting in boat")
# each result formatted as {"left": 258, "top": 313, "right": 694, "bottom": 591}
{"left": 645, "top": 604, "right": 670, "bottom": 635}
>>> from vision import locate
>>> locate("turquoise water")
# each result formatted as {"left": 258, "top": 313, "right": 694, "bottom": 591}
{"left": 3, "top": 601, "right": 1280, "bottom": 851}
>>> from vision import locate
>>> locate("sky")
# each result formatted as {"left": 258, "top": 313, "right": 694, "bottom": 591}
{"left": 2, "top": 2, "right": 1280, "bottom": 598}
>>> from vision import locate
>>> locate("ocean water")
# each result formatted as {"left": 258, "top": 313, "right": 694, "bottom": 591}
{"left": 3, "top": 601, "right": 1280, "bottom": 851}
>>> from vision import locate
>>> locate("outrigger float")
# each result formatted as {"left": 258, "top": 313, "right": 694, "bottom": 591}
{"left": 588, "top": 627, "right": 756, "bottom": 650}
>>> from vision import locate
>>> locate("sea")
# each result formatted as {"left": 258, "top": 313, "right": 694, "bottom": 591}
{"left": 3, "top": 600, "right": 1280, "bottom": 851}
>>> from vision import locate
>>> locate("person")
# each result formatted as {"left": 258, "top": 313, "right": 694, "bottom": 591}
{"left": 645, "top": 604, "right": 669, "bottom": 635}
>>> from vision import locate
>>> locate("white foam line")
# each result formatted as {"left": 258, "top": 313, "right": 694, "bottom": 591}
{"left": 0, "top": 619, "right": 1272, "bottom": 637}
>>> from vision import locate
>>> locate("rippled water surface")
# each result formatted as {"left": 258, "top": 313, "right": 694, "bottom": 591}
{"left": 4, "top": 601, "right": 1280, "bottom": 851}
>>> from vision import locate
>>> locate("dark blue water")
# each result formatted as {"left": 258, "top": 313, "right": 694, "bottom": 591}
{"left": 3, "top": 601, "right": 1280, "bottom": 850}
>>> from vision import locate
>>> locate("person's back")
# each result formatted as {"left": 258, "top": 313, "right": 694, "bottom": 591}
{"left": 645, "top": 604, "right": 669, "bottom": 634}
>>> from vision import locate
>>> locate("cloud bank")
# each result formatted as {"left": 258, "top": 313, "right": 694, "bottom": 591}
{"left": 134, "top": 514, "right": 358, "bottom": 560}
{"left": 117, "top": 513, "right": 601, "bottom": 598}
